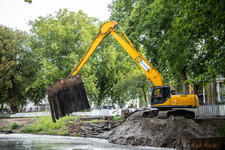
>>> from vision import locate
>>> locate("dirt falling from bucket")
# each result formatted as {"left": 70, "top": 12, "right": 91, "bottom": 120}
{"left": 46, "top": 74, "right": 90, "bottom": 122}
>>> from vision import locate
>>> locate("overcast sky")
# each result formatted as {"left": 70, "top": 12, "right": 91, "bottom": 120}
{"left": 0, "top": 0, "right": 112, "bottom": 33}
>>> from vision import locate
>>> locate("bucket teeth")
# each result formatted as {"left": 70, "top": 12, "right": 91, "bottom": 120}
{"left": 46, "top": 74, "right": 90, "bottom": 122}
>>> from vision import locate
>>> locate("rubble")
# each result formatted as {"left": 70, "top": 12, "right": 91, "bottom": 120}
{"left": 67, "top": 118, "right": 123, "bottom": 138}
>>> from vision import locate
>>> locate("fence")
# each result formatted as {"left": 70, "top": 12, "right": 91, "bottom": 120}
{"left": 1, "top": 105, "right": 225, "bottom": 118}
{"left": 198, "top": 96, "right": 225, "bottom": 105}
{"left": 177, "top": 105, "right": 225, "bottom": 117}
{"left": 2, "top": 106, "right": 51, "bottom": 113}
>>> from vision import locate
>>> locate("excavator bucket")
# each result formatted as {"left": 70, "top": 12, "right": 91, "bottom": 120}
{"left": 46, "top": 74, "right": 90, "bottom": 123}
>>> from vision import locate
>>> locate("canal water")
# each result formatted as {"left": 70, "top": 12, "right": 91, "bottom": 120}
{"left": 0, "top": 134, "right": 172, "bottom": 150}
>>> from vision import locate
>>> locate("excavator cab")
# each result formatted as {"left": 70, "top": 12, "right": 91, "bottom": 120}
{"left": 151, "top": 86, "right": 171, "bottom": 105}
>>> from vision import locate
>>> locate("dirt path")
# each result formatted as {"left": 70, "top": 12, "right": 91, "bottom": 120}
{"left": 0, "top": 118, "right": 38, "bottom": 133}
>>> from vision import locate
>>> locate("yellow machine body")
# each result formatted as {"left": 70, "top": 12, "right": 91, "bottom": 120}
{"left": 71, "top": 21, "right": 199, "bottom": 110}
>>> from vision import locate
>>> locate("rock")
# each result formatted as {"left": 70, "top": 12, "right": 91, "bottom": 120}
{"left": 67, "top": 120, "right": 123, "bottom": 138}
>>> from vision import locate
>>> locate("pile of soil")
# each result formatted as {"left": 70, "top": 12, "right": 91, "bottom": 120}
{"left": 101, "top": 110, "right": 225, "bottom": 149}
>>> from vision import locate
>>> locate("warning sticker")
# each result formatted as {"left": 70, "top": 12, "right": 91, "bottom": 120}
{"left": 135, "top": 56, "right": 150, "bottom": 71}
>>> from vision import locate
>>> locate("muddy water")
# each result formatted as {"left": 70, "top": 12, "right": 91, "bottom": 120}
{"left": 0, "top": 134, "right": 171, "bottom": 150}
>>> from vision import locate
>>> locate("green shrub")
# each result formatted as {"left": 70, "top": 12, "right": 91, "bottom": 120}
{"left": 113, "top": 115, "right": 124, "bottom": 121}
{"left": 10, "top": 123, "right": 19, "bottom": 130}
{"left": 67, "top": 121, "right": 74, "bottom": 124}
{"left": 21, "top": 125, "right": 37, "bottom": 133}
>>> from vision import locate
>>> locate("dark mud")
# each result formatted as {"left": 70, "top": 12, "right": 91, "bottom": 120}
{"left": 101, "top": 110, "right": 225, "bottom": 149}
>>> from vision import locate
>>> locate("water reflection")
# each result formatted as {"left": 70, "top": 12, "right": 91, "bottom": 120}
{"left": 0, "top": 134, "right": 171, "bottom": 150}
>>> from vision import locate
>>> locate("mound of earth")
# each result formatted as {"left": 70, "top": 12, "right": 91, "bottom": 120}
{"left": 101, "top": 110, "right": 225, "bottom": 149}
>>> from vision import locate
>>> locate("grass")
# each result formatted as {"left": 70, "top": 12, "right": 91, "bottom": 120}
{"left": 21, "top": 115, "right": 81, "bottom": 135}
{"left": 0, "top": 125, "right": 5, "bottom": 130}
{"left": 113, "top": 115, "right": 124, "bottom": 121}
{"left": 20, "top": 115, "right": 124, "bottom": 135}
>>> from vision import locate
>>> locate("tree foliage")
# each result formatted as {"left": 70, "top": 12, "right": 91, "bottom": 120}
{"left": 177, "top": 0, "right": 225, "bottom": 83}
{"left": 28, "top": 9, "right": 140, "bottom": 106}
{"left": 0, "top": 26, "right": 42, "bottom": 111}
{"left": 109, "top": 0, "right": 197, "bottom": 93}
{"left": 108, "top": 0, "right": 225, "bottom": 95}
{"left": 6, "top": 0, "right": 225, "bottom": 108}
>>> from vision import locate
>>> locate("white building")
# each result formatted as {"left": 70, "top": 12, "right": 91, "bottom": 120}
{"left": 217, "top": 75, "right": 225, "bottom": 102}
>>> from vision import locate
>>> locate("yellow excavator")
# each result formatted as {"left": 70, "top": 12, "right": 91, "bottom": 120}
{"left": 47, "top": 21, "right": 199, "bottom": 122}
{"left": 70, "top": 21, "right": 199, "bottom": 119}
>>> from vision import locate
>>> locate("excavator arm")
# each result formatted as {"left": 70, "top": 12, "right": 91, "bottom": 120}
{"left": 71, "top": 21, "right": 163, "bottom": 87}
{"left": 47, "top": 21, "right": 198, "bottom": 122}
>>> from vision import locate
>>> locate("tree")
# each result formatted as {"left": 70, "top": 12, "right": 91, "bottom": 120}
{"left": 123, "top": 0, "right": 200, "bottom": 93}
{"left": 177, "top": 0, "right": 225, "bottom": 77}
{"left": 113, "top": 69, "right": 150, "bottom": 107}
{"left": 0, "top": 26, "right": 42, "bottom": 112}
{"left": 27, "top": 9, "right": 99, "bottom": 102}
{"left": 27, "top": 9, "right": 137, "bottom": 106}
{"left": 177, "top": 0, "right": 225, "bottom": 103}
{"left": 108, "top": 0, "right": 138, "bottom": 25}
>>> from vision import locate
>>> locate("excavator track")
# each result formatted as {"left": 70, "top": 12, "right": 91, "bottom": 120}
{"left": 143, "top": 110, "right": 159, "bottom": 118}
{"left": 143, "top": 109, "right": 195, "bottom": 119}
{"left": 157, "top": 110, "right": 195, "bottom": 119}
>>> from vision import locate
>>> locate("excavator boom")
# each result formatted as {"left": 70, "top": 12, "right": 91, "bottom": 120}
{"left": 47, "top": 21, "right": 199, "bottom": 122}
{"left": 71, "top": 21, "right": 199, "bottom": 119}
{"left": 71, "top": 21, "right": 163, "bottom": 87}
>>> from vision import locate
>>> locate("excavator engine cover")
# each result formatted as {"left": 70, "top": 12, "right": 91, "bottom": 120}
{"left": 46, "top": 74, "right": 90, "bottom": 122}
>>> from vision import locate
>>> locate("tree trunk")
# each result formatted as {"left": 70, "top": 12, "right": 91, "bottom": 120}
{"left": 208, "top": 83, "right": 212, "bottom": 105}
{"left": 211, "top": 81, "right": 217, "bottom": 105}
{"left": 181, "top": 68, "right": 189, "bottom": 93}
{"left": 208, "top": 81, "right": 217, "bottom": 105}
{"left": 1, "top": 103, "right": 4, "bottom": 113}
{"left": 174, "top": 75, "right": 182, "bottom": 93}
{"left": 142, "top": 88, "right": 148, "bottom": 107}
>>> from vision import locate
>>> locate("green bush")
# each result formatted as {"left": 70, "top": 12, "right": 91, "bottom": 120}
{"left": 21, "top": 125, "right": 37, "bottom": 133}
{"left": 10, "top": 123, "right": 19, "bottom": 130}
{"left": 113, "top": 115, "right": 124, "bottom": 121}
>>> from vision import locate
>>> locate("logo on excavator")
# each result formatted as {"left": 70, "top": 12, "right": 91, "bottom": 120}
{"left": 135, "top": 56, "right": 150, "bottom": 71}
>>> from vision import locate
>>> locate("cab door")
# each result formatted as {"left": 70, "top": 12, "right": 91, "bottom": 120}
{"left": 151, "top": 86, "right": 171, "bottom": 105}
